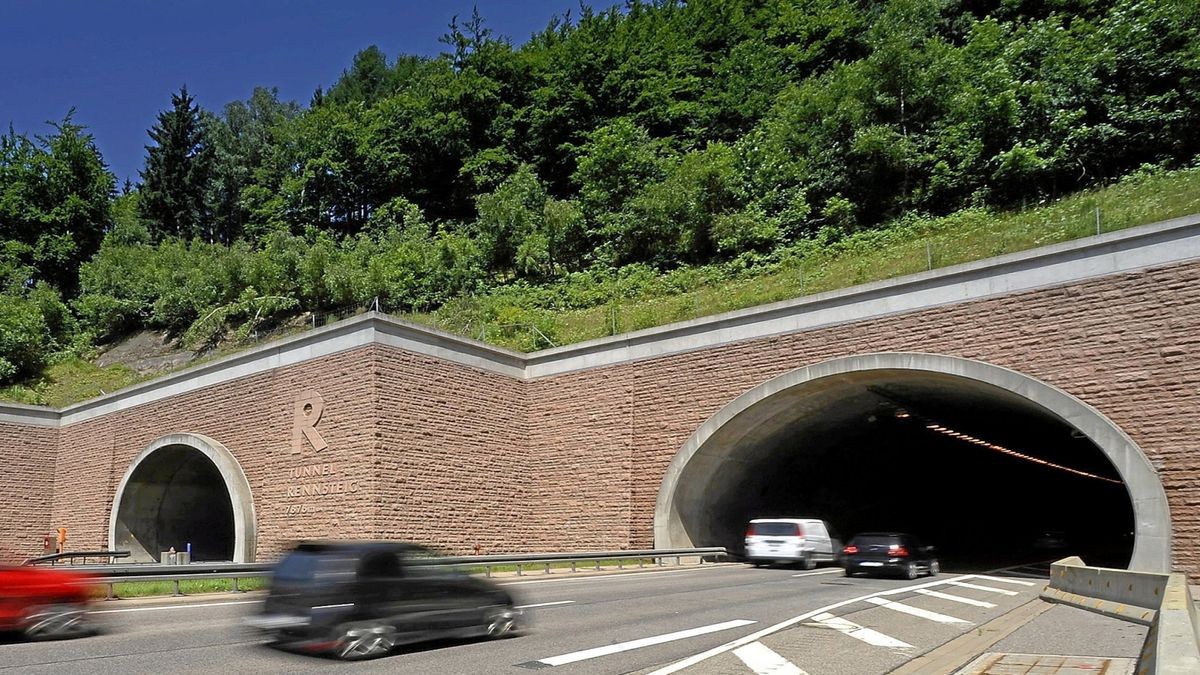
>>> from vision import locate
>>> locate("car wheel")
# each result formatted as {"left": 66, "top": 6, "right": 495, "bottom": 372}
{"left": 843, "top": 567, "right": 854, "bottom": 577}
{"left": 904, "top": 562, "right": 919, "bottom": 580}
{"left": 928, "top": 560, "right": 940, "bottom": 577}
{"left": 334, "top": 622, "right": 397, "bottom": 660}
{"left": 23, "top": 604, "right": 92, "bottom": 641}
{"left": 483, "top": 605, "right": 518, "bottom": 638}
{"left": 801, "top": 553, "right": 816, "bottom": 570}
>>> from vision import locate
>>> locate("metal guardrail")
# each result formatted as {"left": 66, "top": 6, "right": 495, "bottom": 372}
{"left": 79, "top": 547, "right": 730, "bottom": 600}
{"left": 1041, "top": 556, "right": 1200, "bottom": 674}
{"left": 23, "top": 550, "right": 131, "bottom": 566}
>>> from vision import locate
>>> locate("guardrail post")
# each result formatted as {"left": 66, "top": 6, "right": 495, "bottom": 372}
{"left": 676, "top": 555, "right": 681, "bottom": 566}
{"left": 639, "top": 558, "right": 645, "bottom": 569}
{"left": 172, "top": 579, "right": 183, "bottom": 597}
{"left": 106, "top": 582, "right": 115, "bottom": 600}
{"left": 595, "top": 559, "right": 601, "bottom": 571}
{"left": 544, "top": 563, "right": 550, "bottom": 574}
{"left": 618, "top": 558, "right": 624, "bottom": 570}
{"left": 232, "top": 577, "right": 242, "bottom": 593}
{"left": 517, "top": 564, "right": 523, "bottom": 577}
{"left": 571, "top": 561, "right": 577, "bottom": 573}
{"left": 485, "top": 565, "right": 492, "bottom": 578}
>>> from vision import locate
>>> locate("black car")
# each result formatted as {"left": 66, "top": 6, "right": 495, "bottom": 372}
{"left": 842, "top": 532, "right": 939, "bottom": 579}
{"left": 246, "top": 541, "right": 522, "bottom": 660}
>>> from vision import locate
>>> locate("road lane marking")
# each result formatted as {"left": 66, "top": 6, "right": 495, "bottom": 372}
{"left": 534, "top": 619, "right": 756, "bottom": 666}
{"left": 647, "top": 574, "right": 979, "bottom": 675}
{"left": 811, "top": 613, "right": 915, "bottom": 651}
{"left": 733, "top": 641, "right": 807, "bottom": 675}
{"left": 515, "top": 600, "right": 575, "bottom": 609}
{"left": 913, "top": 589, "right": 996, "bottom": 608}
{"left": 91, "top": 600, "right": 261, "bottom": 614}
{"left": 791, "top": 569, "right": 842, "bottom": 578}
{"left": 864, "top": 597, "right": 969, "bottom": 624}
{"left": 973, "top": 574, "right": 1038, "bottom": 586}
{"left": 946, "top": 581, "right": 1020, "bottom": 596}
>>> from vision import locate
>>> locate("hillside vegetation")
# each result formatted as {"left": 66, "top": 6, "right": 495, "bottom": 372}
{"left": 2, "top": 0, "right": 1199, "bottom": 404}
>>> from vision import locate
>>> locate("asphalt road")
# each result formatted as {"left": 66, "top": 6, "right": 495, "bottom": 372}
{"left": 0, "top": 563, "right": 1048, "bottom": 674}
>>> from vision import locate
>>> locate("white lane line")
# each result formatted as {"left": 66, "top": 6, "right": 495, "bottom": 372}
{"left": 501, "top": 565, "right": 736, "bottom": 586}
{"left": 733, "top": 641, "right": 807, "bottom": 675}
{"left": 515, "top": 600, "right": 574, "bottom": 609}
{"left": 946, "top": 580, "right": 1020, "bottom": 596}
{"left": 647, "top": 574, "right": 979, "bottom": 675}
{"left": 91, "top": 600, "right": 260, "bottom": 614}
{"left": 973, "top": 574, "right": 1038, "bottom": 586}
{"left": 811, "top": 613, "right": 915, "bottom": 651}
{"left": 791, "top": 569, "right": 842, "bottom": 578}
{"left": 536, "top": 619, "right": 755, "bottom": 667}
{"left": 914, "top": 589, "right": 996, "bottom": 608}
{"left": 864, "top": 597, "right": 969, "bottom": 624}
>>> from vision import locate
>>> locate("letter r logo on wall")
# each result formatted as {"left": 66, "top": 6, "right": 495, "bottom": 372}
{"left": 292, "top": 390, "right": 328, "bottom": 454}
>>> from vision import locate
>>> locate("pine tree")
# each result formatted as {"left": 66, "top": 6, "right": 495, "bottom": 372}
{"left": 139, "top": 86, "right": 214, "bottom": 241}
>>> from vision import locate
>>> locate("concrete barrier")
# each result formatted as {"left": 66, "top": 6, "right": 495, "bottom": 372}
{"left": 1041, "top": 556, "right": 1200, "bottom": 674}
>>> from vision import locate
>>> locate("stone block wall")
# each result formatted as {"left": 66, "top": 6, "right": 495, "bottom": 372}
{"left": 0, "top": 423, "right": 58, "bottom": 563}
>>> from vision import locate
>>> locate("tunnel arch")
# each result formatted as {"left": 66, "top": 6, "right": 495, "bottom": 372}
{"left": 109, "top": 433, "right": 256, "bottom": 563}
{"left": 654, "top": 352, "right": 1170, "bottom": 572}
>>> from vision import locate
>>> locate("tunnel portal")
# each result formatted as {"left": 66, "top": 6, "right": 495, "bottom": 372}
{"left": 112, "top": 443, "right": 238, "bottom": 563}
{"left": 657, "top": 356, "right": 1166, "bottom": 571}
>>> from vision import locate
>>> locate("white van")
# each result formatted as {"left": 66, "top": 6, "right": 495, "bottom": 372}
{"left": 744, "top": 518, "right": 841, "bottom": 569}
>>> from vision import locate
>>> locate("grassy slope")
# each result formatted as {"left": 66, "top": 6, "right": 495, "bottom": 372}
{"left": 3, "top": 167, "right": 1197, "bottom": 408}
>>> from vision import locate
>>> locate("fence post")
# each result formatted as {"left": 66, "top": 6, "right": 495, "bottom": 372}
{"left": 926, "top": 241, "right": 933, "bottom": 271}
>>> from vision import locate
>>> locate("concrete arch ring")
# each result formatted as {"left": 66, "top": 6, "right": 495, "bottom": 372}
{"left": 109, "top": 433, "right": 256, "bottom": 563}
{"left": 653, "top": 352, "right": 1171, "bottom": 572}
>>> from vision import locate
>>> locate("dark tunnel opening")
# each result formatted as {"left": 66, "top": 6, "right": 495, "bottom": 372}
{"left": 672, "top": 370, "right": 1136, "bottom": 571}
{"left": 114, "top": 445, "right": 236, "bottom": 562}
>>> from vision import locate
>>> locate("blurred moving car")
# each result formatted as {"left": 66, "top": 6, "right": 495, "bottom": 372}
{"left": 246, "top": 541, "right": 523, "bottom": 660}
{"left": 842, "top": 532, "right": 939, "bottom": 579}
{"left": 0, "top": 565, "right": 96, "bottom": 640}
{"left": 744, "top": 518, "right": 842, "bottom": 569}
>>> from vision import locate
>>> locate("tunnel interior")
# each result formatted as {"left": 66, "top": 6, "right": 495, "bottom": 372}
{"left": 114, "top": 445, "right": 235, "bottom": 562}
{"left": 672, "top": 370, "right": 1135, "bottom": 570}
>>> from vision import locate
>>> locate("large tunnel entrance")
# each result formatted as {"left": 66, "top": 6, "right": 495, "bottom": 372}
{"left": 656, "top": 354, "right": 1171, "bottom": 572}
{"left": 111, "top": 433, "right": 256, "bottom": 563}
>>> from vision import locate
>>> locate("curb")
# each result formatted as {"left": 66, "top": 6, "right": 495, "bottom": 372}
{"left": 887, "top": 599, "right": 1053, "bottom": 675}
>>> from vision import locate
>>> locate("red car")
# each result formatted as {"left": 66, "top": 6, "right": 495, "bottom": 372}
{"left": 0, "top": 565, "right": 96, "bottom": 640}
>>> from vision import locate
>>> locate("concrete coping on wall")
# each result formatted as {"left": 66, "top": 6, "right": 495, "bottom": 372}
{"left": 1041, "top": 556, "right": 1200, "bottom": 672}
{"left": 1, "top": 211, "right": 1199, "bottom": 427}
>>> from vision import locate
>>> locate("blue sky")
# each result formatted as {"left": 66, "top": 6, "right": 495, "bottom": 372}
{"left": 1, "top": 1, "right": 609, "bottom": 183}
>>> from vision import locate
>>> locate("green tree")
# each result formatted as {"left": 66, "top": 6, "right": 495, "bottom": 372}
{"left": 0, "top": 115, "right": 115, "bottom": 296}
{"left": 140, "top": 86, "right": 216, "bottom": 241}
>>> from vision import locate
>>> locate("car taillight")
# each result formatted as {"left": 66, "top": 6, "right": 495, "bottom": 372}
{"left": 794, "top": 524, "right": 805, "bottom": 537}
{"left": 889, "top": 544, "right": 910, "bottom": 557}
{"left": 843, "top": 545, "right": 858, "bottom": 555}
{"left": 745, "top": 524, "right": 756, "bottom": 537}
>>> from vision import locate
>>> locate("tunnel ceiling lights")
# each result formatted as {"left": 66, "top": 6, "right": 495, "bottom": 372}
{"left": 868, "top": 386, "right": 1122, "bottom": 485}
{"left": 920, "top": 420, "right": 1121, "bottom": 484}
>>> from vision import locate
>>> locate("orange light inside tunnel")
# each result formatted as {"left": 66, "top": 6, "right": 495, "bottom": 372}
{"left": 922, "top": 421, "right": 1122, "bottom": 484}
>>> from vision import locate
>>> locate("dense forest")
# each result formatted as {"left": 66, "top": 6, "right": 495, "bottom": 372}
{"left": 2, "top": 0, "right": 1198, "bottom": 386}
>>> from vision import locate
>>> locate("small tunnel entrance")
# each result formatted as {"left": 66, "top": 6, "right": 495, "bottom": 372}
{"left": 113, "top": 444, "right": 236, "bottom": 562}
{"left": 657, "top": 355, "right": 1170, "bottom": 572}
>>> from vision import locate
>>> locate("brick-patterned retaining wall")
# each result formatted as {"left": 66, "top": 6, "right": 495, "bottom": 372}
{"left": 0, "top": 256, "right": 1196, "bottom": 573}
{"left": 0, "top": 423, "right": 58, "bottom": 563}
